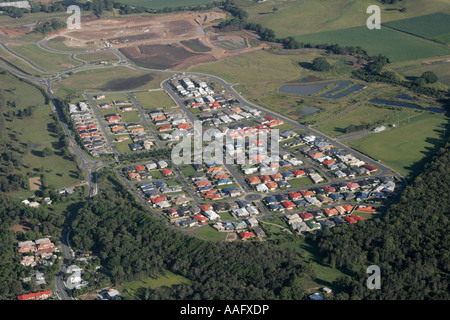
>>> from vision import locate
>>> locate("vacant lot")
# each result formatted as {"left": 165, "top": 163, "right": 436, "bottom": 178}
{"left": 116, "top": 0, "right": 214, "bottom": 9}
{"left": 134, "top": 90, "right": 175, "bottom": 110}
{"left": 8, "top": 43, "right": 82, "bottom": 71}
{"left": 53, "top": 67, "right": 168, "bottom": 97}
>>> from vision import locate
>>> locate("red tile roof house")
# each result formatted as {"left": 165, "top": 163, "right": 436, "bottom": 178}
{"left": 214, "top": 174, "right": 228, "bottom": 180}
{"left": 247, "top": 176, "right": 262, "bottom": 185}
{"left": 266, "top": 182, "right": 278, "bottom": 191}
{"left": 177, "top": 123, "right": 191, "bottom": 130}
{"left": 310, "top": 152, "right": 324, "bottom": 160}
{"left": 134, "top": 165, "right": 146, "bottom": 172}
{"left": 167, "top": 209, "right": 179, "bottom": 218}
{"left": 324, "top": 207, "right": 339, "bottom": 217}
{"left": 193, "top": 214, "right": 208, "bottom": 224}
{"left": 260, "top": 175, "right": 272, "bottom": 183}
{"left": 199, "top": 204, "right": 213, "bottom": 212}
{"left": 281, "top": 201, "right": 296, "bottom": 211}
{"left": 300, "top": 212, "right": 314, "bottom": 221}
{"left": 292, "top": 170, "right": 306, "bottom": 178}
{"left": 161, "top": 169, "right": 173, "bottom": 177}
{"left": 106, "top": 115, "right": 121, "bottom": 123}
{"left": 350, "top": 214, "right": 365, "bottom": 221}
{"left": 17, "top": 290, "right": 52, "bottom": 300}
{"left": 344, "top": 216, "right": 357, "bottom": 224}
{"left": 151, "top": 196, "right": 167, "bottom": 205}
{"left": 342, "top": 205, "right": 354, "bottom": 213}
{"left": 196, "top": 181, "right": 212, "bottom": 188}
{"left": 158, "top": 125, "right": 172, "bottom": 132}
{"left": 205, "top": 193, "right": 221, "bottom": 200}
{"left": 239, "top": 231, "right": 255, "bottom": 241}
{"left": 363, "top": 164, "right": 377, "bottom": 172}
{"left": 289, "top": 192, "right": 302, "bottom": 201}
{"left": 323, "top": 186, "right": 336, "bottom": 194}
{"left": 128, "top": 172, "right": 141, "bottom": 180}
{"left": 207, "top": 166, "right": 223, "bottom": 174}
{"left": 300, "top": 190, "right": 315, "bottom": 197}
{"left": 271, "top": 173, "right": 283, "bottom": 181}
{"left": 346, "top": 182, "right": 360, "bottom": 191}
{"left": 322, "top": 159, "right": 335, "bottom": 166}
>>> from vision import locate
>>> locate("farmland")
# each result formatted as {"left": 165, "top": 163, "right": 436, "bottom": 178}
{"left": 118, "top": 0, "right": 214, "bottom": 9}
{"left": 239, "top": 0, "right": 450, "bottom": 37}
{"left": 383, "top": 12, "right": 450, "bottom": 44}
{"left": 294, "top": 26, "right": 450, "bottom": 62}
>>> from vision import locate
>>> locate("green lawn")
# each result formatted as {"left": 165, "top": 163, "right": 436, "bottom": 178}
{"left": 0, "top": 45, "right": 48, "bottom": 77}
{"left": 8, "top": 43, "right": 82, "bottom": 72}
{"left": 133, "top": 90, "right": 176, "bottom": 110}
{"left": 118, "top": 0, "right": 214, "bottom": 9}
{"left": 75, "top": 52, "right": 120, "bottom": 64}
{"left": 347, "top": 112, "right": 448, "bottom": 177}
{"left": 120, "top": 110, "right": 141, "bottom": 123}
{"left": 193, "top": 225, "right": 228, "bottom": 241}
{"left": 118, "top": 271, "right": 192, "bottom": 300}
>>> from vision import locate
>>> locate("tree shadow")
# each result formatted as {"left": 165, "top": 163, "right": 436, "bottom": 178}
{"left": 299, "top": 62, "right": 314, "bottom": 70}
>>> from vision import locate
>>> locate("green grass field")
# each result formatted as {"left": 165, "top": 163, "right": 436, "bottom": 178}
{"left": 383, "top": 12, "right": 450, "bottom": 44}
{"left": 133, "top": 90, "right": 176, "bottom": 110}
{"left": 118, "top": 0, "right": 214, "bottom": 9}
{"left": 314, "top": 104, "right": 422, "bottom": 137}
{"left": 193, "top": 226, "right": 228, "bottom": 241}
{"left": 295, "top": 26, "right": 450, "bottom": 62}
{"left": 8, "top": 44, "right": 82, "bottom": 72}
{"left": 0, "top": 69, "right": 83, "bottom": 194}
{"left": 0, "top": 45, "right": 49, "bottom": 77}
{"left": 53, "top": 67, "right": 168, "bottom": 98}
{"left": 74, "top": 52, "right": 120, "bottom": 64}
{"left": 118, "top": 271, "right": 191, "bottom": 299}
{"left": 347, "top": 112, "right": 448, "bottom": 177}
{"left": 240, "top": 0, "right": 450, "bottom": 37}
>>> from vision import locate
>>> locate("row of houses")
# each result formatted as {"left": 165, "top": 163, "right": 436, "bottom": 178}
{"left": 189, "top": 164, "right": 240, "bottom": 200}
{"left": 292, "top": 134, "right": 378, "bottom": 178}
{"left": 110, "top": 122, "right": 154, "bottom": 151}
{"left": 172, "top": 76, "right": 216, "bottom": 99}
{"left": 69, "top": 102, "right": 108, "bottom": 156}
{"left": 123, "top": 161, "right": 171, "bottom": 181}
{"left": 197, "top": 104, "right": 262, "bottom": 127}
{"left": 17, "top": 238, "right": 58, "bottom": 267}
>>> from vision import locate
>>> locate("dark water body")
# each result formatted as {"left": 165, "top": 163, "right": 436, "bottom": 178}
{"left": 279, "top": 81, "right": 363, "bottom": 99}
{"left": 395, "top": 94, "right": 415, "bottom": 101}
{"left": 369, "top": 99, "right": 446, "bottom": 114}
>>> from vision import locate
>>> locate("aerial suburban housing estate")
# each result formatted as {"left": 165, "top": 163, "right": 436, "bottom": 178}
{"left": 0, "top": 0, "right": 448, "bottom": 308}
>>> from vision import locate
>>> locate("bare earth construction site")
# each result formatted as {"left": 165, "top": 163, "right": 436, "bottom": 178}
{"left": 47, "top": 11, "right": 268, "bottom": 70}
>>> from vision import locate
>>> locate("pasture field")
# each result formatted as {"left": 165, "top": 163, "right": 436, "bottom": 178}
{"left": 118, "top": 0, "right": 214, "bottom": 9}
{"left": 387, "top": 55, "right": 450, "bottom": 87}
{"left": 347, "top": 112, "right": 448, "bottom": 177}
{"left": 0, "top": 69, "right": 83, "bottom": 193}
{"left": 133, "top": 90, "right": 176, "bottom": 110}
{"left": 314, "top": 104, "right": 422, "bottom": 137}
{"left": 383, "top": 13, "right": 450, "bottom": 44}
{"left": 239, "top": 0, "right": 450, "bottom": 38}
{"left": 7, "top": 44, "right": 82, "bottom": 72}
{"left": 294, "top": 26, "right": 450, "bottom": 62}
